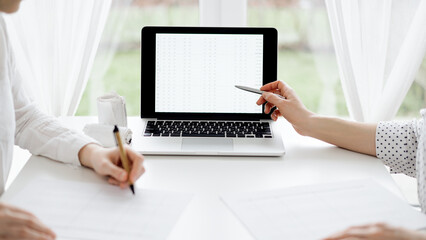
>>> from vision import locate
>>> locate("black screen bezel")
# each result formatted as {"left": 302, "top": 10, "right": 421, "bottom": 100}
{"left": 141, "top": 26, "right": 278, "bottom": 120}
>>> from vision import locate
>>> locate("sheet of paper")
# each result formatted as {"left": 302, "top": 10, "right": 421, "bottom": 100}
{"left": 221, "top": 179, "right": 426, "bottom": 240}
{"left": 10, "top": 178, "right": 192, "bottom": 240}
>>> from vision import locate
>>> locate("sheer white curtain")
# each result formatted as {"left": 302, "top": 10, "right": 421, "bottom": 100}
{"left": 85, "top": 0, "right": 133, "bottom": 114}
{"left": 325, "top": 0, "right": 426, "bottom": 122}
{"left": 5, "top": 0, "right": 112, "bottom": 116}
{"left": 304, "top": 2, "right": 340, "bottom": 115}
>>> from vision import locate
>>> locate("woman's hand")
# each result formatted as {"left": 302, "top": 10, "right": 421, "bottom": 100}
{"left": 0, "top": 202, "right": 56, "bottom": 240}
{"left": 324, "top": 223, "right": 426, "bottom": 240}
{"left": 78, "top": 144, "right": 145, "bottom": 189}
{"left": 256, "top": 80, "right": 313, "bottom": 135}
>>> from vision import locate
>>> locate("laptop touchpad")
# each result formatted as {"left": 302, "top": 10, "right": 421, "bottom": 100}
{"left": 181, "top": 138, "right": 234, "bottom": 152}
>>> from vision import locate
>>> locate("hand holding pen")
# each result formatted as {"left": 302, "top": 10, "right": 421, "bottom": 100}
{"left": 236, "top": 83, "right": 288, "bottom": 121}
{"left": 78, "top": 140, "right": 145, "bottom": 192}
{"left": 236, "top": 81, "right": 313, "bottom": 123}
{"left": 255, "top": 81, "right": 313, "bottom": 123}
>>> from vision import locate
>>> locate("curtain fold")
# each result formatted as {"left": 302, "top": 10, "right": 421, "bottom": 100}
{"left": 5, "top": 0, "right": 112, "bottom": 116}
{"left": 84, "top": 0, "right": 133, "bottom": 115}
{"left": 325, "top": 0, "right": 426, "bottom": 122}
{"left": 304, "top": 3, "right": 340, "bottom": 116}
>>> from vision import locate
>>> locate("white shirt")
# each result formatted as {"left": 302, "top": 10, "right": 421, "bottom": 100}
{"left": 376, "top": 109, "right": 426, "bottom": 213}
{"left": 0, "top": 15, "right": 94, "bottom": 195}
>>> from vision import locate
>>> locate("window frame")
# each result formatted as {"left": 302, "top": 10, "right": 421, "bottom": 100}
{"left": 199, "top": 0, "right": 247, "bottom": 26}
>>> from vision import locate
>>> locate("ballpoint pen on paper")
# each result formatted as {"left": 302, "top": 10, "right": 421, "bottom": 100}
{"left": 235, "top": 85, "right": 286, "bottom": 99}
{"left": 113, "top": 125, "right": 135, "bottom": 195}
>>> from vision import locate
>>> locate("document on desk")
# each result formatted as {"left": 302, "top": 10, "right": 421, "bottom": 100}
{"left": 221, "top": 180, "right": 426, "bottom": 240}
{"left": 10, "top": 178, "right": 192, "bottom": 240}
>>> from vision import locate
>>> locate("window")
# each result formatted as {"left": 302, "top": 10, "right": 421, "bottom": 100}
{"left": 76, "top": 0, "right": 425, "bottom": 118}
{"left": 248, "top": 0, "right": 426, "bottom": 117}
{"left": 248, "top": 0, "right": 345, "bottom": 116}
{"left": 76, "top": 0, "right": 199, "bottom": 116}
{"left": 397, "top": 57, "right": 426, "bottom": 117}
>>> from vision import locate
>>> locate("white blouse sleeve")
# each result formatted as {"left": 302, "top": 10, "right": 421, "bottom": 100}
{"left": 376, "top": 120, "right": 419, "bottom": 178}
{"left": 10, "top": 49, "right": 96, "bottom": 166}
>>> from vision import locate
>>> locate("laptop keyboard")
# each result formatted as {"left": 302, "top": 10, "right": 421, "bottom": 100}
{"left": 143, "top": 121, "right": 272, "bottom": 138}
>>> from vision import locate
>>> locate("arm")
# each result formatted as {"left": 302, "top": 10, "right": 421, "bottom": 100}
{"left": 0, "top": 14, "right": 143, "bottom": 240}
{"left": 258, "top": 81, "right": 423, "bottom": 239}
{"left": 257, "top": 80, "right": 376, "bottom": 156}
{"left": 304, "top": 115, "right": 377, "bottom": 156}
{"left": 10, "top": 43, "right": 145, "bottom": 187}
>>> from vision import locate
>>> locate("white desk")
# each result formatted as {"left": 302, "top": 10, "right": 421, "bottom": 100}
{"left": 2, "top": 117, "right": 402, "bottom": 240}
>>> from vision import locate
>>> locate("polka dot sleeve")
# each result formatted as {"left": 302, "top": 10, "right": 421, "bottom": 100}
{"left": 376, "top": 120, "right": 418, "bottom": 178}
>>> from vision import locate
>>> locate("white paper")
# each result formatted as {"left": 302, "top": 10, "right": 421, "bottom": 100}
{"left": 10, "top": 178, "right": 192, "bottom": 240}
{"left": 221, "top": 180, "right": 426, "bottom": 240}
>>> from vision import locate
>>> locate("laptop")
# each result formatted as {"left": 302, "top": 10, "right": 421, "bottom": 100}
{"left": 132, "top": 26, "right": 285, "bottom": 156}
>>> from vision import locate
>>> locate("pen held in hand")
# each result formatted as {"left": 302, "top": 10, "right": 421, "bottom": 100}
{"left": 235, "top": 85, "right": 286, "bottom": 99}
{"left": 113, "top": 125, "right": 135, "bottom": 195}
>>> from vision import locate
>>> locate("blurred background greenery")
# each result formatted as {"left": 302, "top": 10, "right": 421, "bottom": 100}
{"left": 76, "top": 0, "right": 426, "bottom": 118}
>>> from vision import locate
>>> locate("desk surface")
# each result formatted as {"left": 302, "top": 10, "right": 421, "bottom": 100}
{"left": 2, "top": 117, "right": 402, "bottom": 240}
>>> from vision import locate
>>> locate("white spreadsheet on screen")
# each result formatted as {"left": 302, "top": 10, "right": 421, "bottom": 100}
{"left": 155, "top": 33, "right": 263, "bottom": 113}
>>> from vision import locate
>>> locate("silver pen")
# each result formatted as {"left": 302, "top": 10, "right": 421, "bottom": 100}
{"left": 235, "top": 85, "right": 286, "bottom": 99}
{"left": 235, "top": 85, "right": 264, "bottom": 95}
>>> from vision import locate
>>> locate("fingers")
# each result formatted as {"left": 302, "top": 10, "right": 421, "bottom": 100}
{"left": 98, "top": 159, "right": 127, "bottom": 182}
{"left": 324, "top": 229, "right": 365, "bottom": 240}
{"left": 260, "top": 80, "right": 292, "bottom": 99}
{"left": 261, "top": 92, "right": 285, "bottom": 107}
{"left": 88, "top": 146, "right": 145, "bottom": 187}
{"left": 103, "top": 147, "right": 145, "bottom": 184}
{"left": 264, "top": 102, "right": 274, "bottom": 114}
{"left": 257, "top": 88, "right": 286, "bottom": 121}
{"left": 260, "top": 80, "right": 286, "bottom": 92}
{"left": 124, "top": 147, "right": 145, "bottom": 183}
{"left": 26, "top": 218, "right": 54, "bottom": 238}
{"left": 257, "top": 89, "right": 281, "bottom": 106}
{"left": 274, "top": 109, "right": 282, "bottom": 117}
{"left": 108, "top": 178, "right": 129, "bottom": 189}
{"left": 270, "top": 110, "right": 279, "bottom": 121}
{"left": 108, "top": 177, "right": 120, "bottom": 186}
{"left": 271, "top": 109, "right": 281, "bottom": 121}
{"left": 2, "top": 204, "right": 37, "bottom": 218}
{"left": 0, "top": 205, "right": 56, "bottom": 239}
{"left": 10, "top": 213, "right": 55, "bottom": 238}
{"left": 256, "top": 95, "right": 266, "bottom": 105}
{"left": 260, "top": 80, "right": 296, "bottom": 100}
{"left": 323, "top": 224, "right": 389, "bottom": 240}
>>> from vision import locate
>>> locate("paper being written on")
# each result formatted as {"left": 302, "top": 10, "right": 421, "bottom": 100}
{"left": 10, "top": 178, "right": 192, "bottom": 240}
{"left": 221, "top": 179, "right": 426, "bottom": 240}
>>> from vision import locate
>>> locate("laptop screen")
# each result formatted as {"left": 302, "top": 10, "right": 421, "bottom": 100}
{"left": 154, "top": 33, "right": 263, "bottom": 114}
{"left": 141, "top": 27, "right": 277, "bottom": 120}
